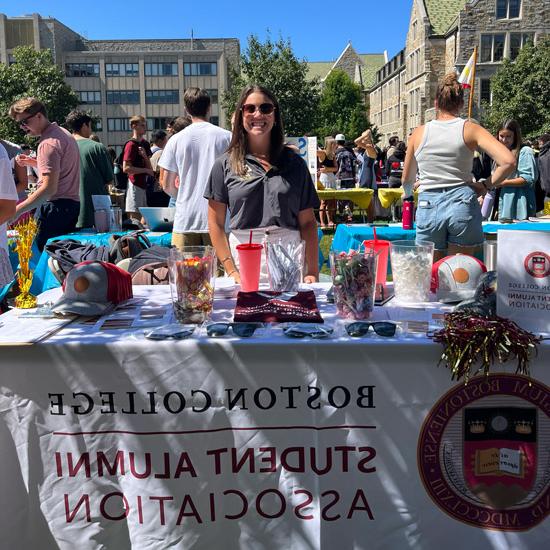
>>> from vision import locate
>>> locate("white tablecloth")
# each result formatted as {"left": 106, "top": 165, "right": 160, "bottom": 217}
{"left": 0, "top": 286, "right": 548, "bottom": 549}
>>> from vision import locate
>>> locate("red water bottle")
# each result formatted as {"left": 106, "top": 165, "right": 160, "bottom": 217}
{"left": 402, "top": 196, "right": 414, "bottom": 230}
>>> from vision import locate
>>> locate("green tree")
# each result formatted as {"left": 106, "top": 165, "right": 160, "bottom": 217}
{"left": 483, "top": 38, "right": 550, "bottom": 138}
{"left": 315, "top": 70, "right": 371, "bottom": 142}
{"left": 0, "top": 46, "right": 79, "bottom": 143}
{"left": 222, "top": 34, "right": 320, "bottom": 136}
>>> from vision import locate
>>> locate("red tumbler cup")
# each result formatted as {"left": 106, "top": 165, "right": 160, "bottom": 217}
{"left": 236, "top": 243, "right": 263, "bottom": 292}
{"left": 363, "top": 239, "right": 390, "bottom": 298}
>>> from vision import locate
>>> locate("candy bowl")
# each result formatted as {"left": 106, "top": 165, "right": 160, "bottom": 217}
{"left": 329, "top": 250, "right": 378, "bottom": 320}
{"left": 168, "top": 247, "right": 217, "bottom": 324}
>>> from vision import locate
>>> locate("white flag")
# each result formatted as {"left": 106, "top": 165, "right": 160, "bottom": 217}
{"left": 458, "top": 51, "right": 476, "bottom": 89}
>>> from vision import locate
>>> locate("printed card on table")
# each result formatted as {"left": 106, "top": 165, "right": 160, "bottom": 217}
{"left": 496, "top": 230, "right": 550, "bottom": 334}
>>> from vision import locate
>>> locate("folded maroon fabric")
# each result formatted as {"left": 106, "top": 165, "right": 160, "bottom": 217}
{"left": 234, "top": 290, "right": 323, "bottom": 323}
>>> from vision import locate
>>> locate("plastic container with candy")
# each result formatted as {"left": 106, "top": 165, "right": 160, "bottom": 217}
{"left": 168, "top": 246, "right": 216, "bottom": 323}
{"left": 329, "top": 249, "right": 378, "bottom": 319}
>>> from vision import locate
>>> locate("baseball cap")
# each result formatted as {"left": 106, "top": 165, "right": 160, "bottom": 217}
{"left": 52, "top": 261, "right": 133, "bottom": 316}
{"left": 335, "top": 134, "right": 346, "bottom": 142}
{"left": 431, "top": 254, "right": 487, "bottom": 303}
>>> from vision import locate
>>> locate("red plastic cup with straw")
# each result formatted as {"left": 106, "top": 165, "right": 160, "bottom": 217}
{"left": 237, "top": 230, "right": 263, "bottom": 292}
{"left": 363, "top": 227, "right": 390, "bottom": 297}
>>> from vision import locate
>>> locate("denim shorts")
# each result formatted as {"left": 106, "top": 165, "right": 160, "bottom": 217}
{"left": 415, "top": 186, "right": 483, "bottom": 251}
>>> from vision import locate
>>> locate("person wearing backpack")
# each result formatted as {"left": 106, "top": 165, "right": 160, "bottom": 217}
{"left": 334, "top": 134, "right": 356, "bottom": 189}
{"left": 122, "top": 116, "right": 154, "bottom": 220}
{"left": 385, "top": 141, "right": 407, "bottom": 188}
{"left": 334, "top": 134, "right": 356, "bottom": 222}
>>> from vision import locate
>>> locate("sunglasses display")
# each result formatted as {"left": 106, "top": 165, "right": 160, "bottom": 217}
{"left": 241, "top": 103, "right": 275, "bottom": 115}
{"left": 345, "top": 321, "right": 397, "bottom": 338}
{"left": 206, "top": 322, "right": 264, "bottom": 338}
{"left": 283, "top": 324, "right": 333, "bottom": 339}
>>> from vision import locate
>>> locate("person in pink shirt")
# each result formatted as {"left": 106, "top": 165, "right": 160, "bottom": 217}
{"left": 9, "top": 98, "right": 80, "bottom": 251}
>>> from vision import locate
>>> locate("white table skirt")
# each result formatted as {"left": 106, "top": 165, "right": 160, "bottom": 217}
{"left": 0, "top": 285, "right": 548, "bottom": 549}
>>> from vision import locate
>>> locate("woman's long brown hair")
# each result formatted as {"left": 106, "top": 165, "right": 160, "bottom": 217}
{"left": 227, "top": 85, "right": 285, "bottom": 176}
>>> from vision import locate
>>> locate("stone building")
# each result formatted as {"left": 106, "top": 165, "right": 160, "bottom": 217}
{"left": 0, "top": 13, "right": 239, "bottom": 150}
{"left": 368, "top": 49, "right": 406, "bottom": 146}
{"left": 307, "top": 43, "right": 386, "bottom": 95}
{"left": 369, "top": 0, "right": 550, "bottom": 147}
{"left": 457, "top": 0, "right": 549, "bottom": 113}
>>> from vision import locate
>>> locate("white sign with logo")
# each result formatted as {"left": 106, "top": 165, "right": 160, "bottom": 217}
{"left": 286, "top": 136, "right": 317, "bottom": 181}
{"left": 496, "top": 230, "right": 550, "bottom": 333}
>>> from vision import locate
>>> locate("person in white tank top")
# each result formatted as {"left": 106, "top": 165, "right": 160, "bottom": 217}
{"left": 402, "top": 73, "right": 516, "bottom": 261}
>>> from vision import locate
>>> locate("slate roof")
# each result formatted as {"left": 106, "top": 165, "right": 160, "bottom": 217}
{"left": 306, "top": 52, "right": 385, "bottom": 89}
{"left": 423, "top": 0, "right": 467, "bottom": 35}
{"left": 306, "top": 62, "right": 334, "bottom": 81}
{"left": 358, "top": 54, "right": 386, "bottom": 88}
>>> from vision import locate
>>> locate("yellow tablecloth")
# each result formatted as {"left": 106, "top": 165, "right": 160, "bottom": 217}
{"left": 377, "top": 188, "right": 418, "bottom": 209}
{"left": 316, "top": 188, "right": 374, "bottom": 210}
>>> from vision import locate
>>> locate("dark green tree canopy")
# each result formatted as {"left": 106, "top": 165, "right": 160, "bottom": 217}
{"left": 314, "top": 69, "right": 372, "bottom": 143}
{"left": 0, "top": 46, "right": 79, "bottom": 143}
{"left": 222, "top": 34, "right": 320, "bottom": 136}
{"left": 483, "top": 38, "right": 550, "bottom": 139}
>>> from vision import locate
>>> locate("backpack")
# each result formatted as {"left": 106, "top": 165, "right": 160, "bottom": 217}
{"left": 113, "top": 140, "right": 136, "bottom": 190}
{"left": 131, "top": 262, "right": 169, "bottom": 285}
{"left": 109, "top": 231, "right": 151, "bottom": 264}
{"left": 336, "top": 148, "right": 356, "bottom": 181}
{"left": 128, "top": 245, "right": 171, "bottom": 274}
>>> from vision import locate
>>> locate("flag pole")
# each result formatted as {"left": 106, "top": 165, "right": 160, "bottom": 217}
{"left": 467, "top": 47, "right": 478, "bottom": 119}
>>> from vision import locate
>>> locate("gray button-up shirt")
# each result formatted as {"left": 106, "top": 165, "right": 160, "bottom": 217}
{"left": 205, "top": 148, "right": 320, "bottom": 231}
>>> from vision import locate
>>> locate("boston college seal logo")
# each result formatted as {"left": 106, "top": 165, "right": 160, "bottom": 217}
{"left": 417, "top": 375, "right": 549, "bottom": 531}
{"left": 524, "top": 251, "right": 550, "bottom": 279}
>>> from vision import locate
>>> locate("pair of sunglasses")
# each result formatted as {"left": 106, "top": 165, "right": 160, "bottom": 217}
{"left": 206, "top": 322, "right": 263, "bottom": 338}
{"left": 345, "top": 321, "right": 397, "bottom": 338}
{"left": 144, "top": 325, "right": 195, "bottom": 340}
{"left": 241, "top": 103, "right": 275, "bottom": 115}
{"left": 283, "top": 324, "right": 333, "bottom": 339}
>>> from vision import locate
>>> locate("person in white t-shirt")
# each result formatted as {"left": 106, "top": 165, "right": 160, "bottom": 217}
{"left": 159, "top": 88, "right": 231, "bottom": 249}
{"left": 0, "top": 142, "right": 19, "bottom": 288}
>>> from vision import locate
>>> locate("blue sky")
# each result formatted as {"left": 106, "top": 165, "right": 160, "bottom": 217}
{"left": 3, "top": 0, "right": 412, "bottom": 62}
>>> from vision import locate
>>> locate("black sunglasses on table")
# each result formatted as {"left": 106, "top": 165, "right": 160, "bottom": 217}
{"left": 241, "top": 103, "right": 275, "bottom": 115}
{"left": 206, "top": 322, "right": 264, "bottom": 338}
{"left": 345, "top": 321, "right": 397, "bottom": 338}
{"left": 283, "top": 324, "right": 333, "bottom": 339}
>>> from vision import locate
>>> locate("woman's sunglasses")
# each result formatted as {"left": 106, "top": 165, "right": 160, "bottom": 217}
{"left": 345, "top": 321, "right": 397, "bottom": 338}
{"left": 206, "top": 322, "right": 264, "bottom": 338}
{"left": 241, "top": 103, "right": 275, "bottom": 115}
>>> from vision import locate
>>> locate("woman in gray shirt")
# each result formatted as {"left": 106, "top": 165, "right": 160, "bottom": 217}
{"left": 205, "top": 85, "right": 320, "bottom": 284}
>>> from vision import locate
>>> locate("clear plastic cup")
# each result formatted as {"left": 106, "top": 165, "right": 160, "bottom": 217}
{"left": 109, "top": 207, "right": 122, "bottom": 232}
{"left": 94, "top": 209, "right": 110, "bottom": 233}
{"left": 236, "top": 243, "right": 263, "bottom": 292}
{"left": 390, "top": 240, "right": 434, "bottom": 302}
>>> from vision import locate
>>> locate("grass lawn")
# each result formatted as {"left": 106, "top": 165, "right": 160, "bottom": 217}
{"left": 319, "top": 229, "right": 334, "bottom": 276}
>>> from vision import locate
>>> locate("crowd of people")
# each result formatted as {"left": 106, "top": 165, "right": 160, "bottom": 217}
{"left": 1, "top": 75, "right": 549, "bottom": 290}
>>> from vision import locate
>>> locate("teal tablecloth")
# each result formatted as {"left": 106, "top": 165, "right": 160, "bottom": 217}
{"left": 331, "top": 221, "right": 550, "bottom": 256}
{"left": 331, "top": 223, "right": 416, "bottom": 254}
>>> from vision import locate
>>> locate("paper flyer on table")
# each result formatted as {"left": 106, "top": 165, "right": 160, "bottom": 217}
{"left": 496, "top": 230, "right": 550, "bottom": 334}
